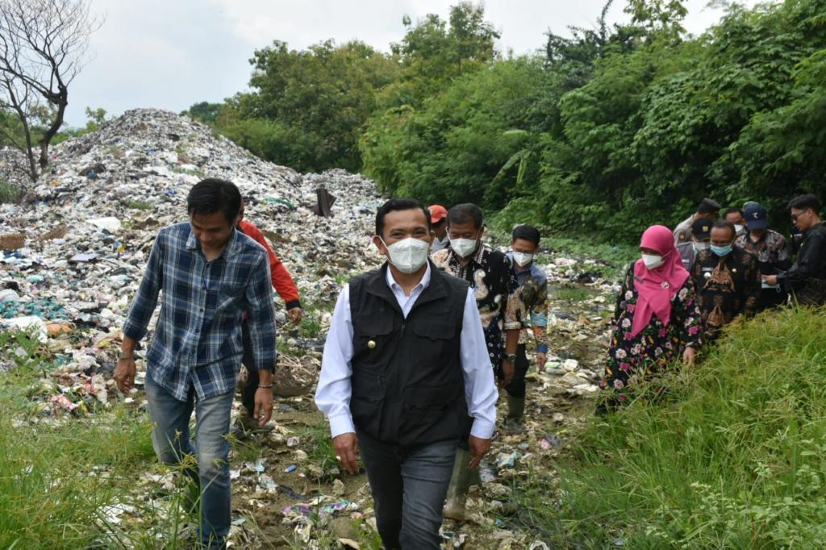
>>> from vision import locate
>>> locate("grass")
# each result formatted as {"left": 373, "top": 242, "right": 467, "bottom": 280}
{"left": 0, "top": 179, "right": 22, "bottom": 204}
{"left": 124, "top": 199, "right": 152, "bottom": 210}
{"left": 514, "top": 306, "right": 826, "bottom": 547}
{"left": 0, "top": 330, "right": 220, "bottom": 548}
{"left": 301, "top": 421, "right": 343, "bottom": 481}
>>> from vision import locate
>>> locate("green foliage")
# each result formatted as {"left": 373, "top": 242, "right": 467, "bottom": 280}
{"left": 195, "top": 0, "right": 826, "bottom": 244}
{"left": 213, "top": 39, "right": 400, "bottom": 172}
{"left": 541, "top": 306, "right": 826, "bottom": 546}
{"left": 0, "top": 179, "right": 21, "bottom": 204}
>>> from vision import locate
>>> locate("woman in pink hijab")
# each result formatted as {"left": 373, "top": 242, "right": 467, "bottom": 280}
{"left": 599, "top": 225, "right": 703, "bottom": 411}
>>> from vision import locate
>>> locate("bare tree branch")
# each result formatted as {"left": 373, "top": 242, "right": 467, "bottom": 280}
{"left": 0, "top": 0, "right": 101, "bottom": 184}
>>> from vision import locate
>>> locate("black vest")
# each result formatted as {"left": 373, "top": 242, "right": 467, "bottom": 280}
{"left": 348, "top": 262, "right": 470, "bottom": 446}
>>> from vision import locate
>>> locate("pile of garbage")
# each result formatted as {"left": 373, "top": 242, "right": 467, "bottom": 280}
{"left": 0, "top": 109, "right": 387, "bottom": 376}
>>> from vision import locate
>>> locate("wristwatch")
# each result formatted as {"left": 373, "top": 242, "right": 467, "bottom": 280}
{"left": 505, "top": 353, "right": 518, "bottom": 363}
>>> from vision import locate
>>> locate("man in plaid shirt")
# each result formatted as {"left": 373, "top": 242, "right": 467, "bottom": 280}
{"left": 115, "top": 178, "right": 277, "bottom": 549}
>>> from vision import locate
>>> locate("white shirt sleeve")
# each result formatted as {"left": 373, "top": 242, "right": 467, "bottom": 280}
{"left": 314, "top": 285, "right": 356, "bottom": 438}
{"left": 459, "top": 287, "right": 498, "bottom": 439}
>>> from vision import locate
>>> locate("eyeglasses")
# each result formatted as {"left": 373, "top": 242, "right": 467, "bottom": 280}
{"left": 791, "top": 211, "right": 809, "bottom": 222}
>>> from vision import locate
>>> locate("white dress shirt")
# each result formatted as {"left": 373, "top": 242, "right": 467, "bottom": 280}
{"left": 315, "top": 262, "right": 498, "bottom": 441}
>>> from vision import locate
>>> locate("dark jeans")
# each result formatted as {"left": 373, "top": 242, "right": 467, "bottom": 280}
{"left": 357, "top": 431, "right": 457, "bottom": 549}
{"left": 505, "top": 344, "right": 530, "bottom": 399}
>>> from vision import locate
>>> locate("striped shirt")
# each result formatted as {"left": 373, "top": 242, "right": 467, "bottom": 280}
{"left": 123, "top": 222, "right": 277, "bottom": 401}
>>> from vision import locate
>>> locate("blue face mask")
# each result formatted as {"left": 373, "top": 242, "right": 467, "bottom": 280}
{"left": 711, "top": 244, "right": 733, "bottom": 257}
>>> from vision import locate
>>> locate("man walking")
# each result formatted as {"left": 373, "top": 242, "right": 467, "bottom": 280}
{"left": 504, "top": 224, "right": 549, "bottom": 432}
{"left": 431, "top": 203, "right": 523, "bottom": 520}
{"left": 692, "top": 220, "right": 760, "bottom": 339}
{"left": 764, "top": 194, "right": 826, "bottom": 306}
{"left": 236, "top": 200, "right": 302, "bottom": 432}
{"left": 115, "top": 179, "right": 278, "bottom": 549}
{"left": 315, "top": 198, "right": 496, "bottom": 549}
{"left": 736, "top": 202, "right": 791, "bottom": 311}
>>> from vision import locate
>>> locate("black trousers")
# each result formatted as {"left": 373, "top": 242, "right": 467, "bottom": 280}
{"left": 240, "top": 320, "right": 271, "bottom": 413}
{"left": 504, "top": 344, "right": 530, "bottom": 399}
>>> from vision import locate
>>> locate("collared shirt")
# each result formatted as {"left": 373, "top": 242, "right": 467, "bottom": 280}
{"left": 673, "top": 215, "right": 694, "bottom": 245}
{"left": 432, "top": 244, "right": 523, "bottom": 370}
{"left": 508, "top": 255, "right": 549, "bottom": 352}
{"left": 430, "top": 236, "right": 450, "bottom": 254}
{"left": 691, "top": 247, "right": 760, "bottom": 337}
{"left": 315, "top": 263, "right": 498, "bottom": 440}
{"left": 123, "top": 222, "right": 278, "bottom": 402}
{"left": 736, "top": 229, "right": 791, "bottom": 274}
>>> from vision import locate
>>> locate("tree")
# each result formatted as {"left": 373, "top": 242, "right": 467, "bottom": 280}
{"left": 0, "top": 0, "right": 101, "bottom": 183}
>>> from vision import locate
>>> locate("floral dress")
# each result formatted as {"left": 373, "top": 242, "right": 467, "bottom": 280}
{"left": 600, "top": 266, "right": 703, "bottom": 403}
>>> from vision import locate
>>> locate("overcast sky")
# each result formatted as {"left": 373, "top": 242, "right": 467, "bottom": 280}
{"left": 65, "top": 0, "right": 760, "bottom": 126}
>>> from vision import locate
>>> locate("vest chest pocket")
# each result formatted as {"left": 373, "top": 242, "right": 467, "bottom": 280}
{"left": 352, "top": 315, "right": 394, "bottom": 357}
{"left": 412, "top": 321, "right": 456, "bottom": 341}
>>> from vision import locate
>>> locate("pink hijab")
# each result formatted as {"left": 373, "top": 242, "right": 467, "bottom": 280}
{"left": 630, "top": 225, "right": 690, "bottom": 338}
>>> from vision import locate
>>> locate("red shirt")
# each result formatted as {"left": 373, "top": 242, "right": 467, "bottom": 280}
{"left": 238, "top": 220, "right": 301, "bottom": 309}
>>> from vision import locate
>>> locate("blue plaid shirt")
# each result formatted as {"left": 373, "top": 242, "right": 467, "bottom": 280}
{"left": 123, "top": 222, "right": 278, "bottom": 401}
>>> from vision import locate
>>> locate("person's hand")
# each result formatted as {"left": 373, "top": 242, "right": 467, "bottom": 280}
{"left": 288, "top": 307, "right": 302, "bottom": 326}
{"left": 468, "top": 435, "right": 491, "bottom": 470}
{"left": 683, "top": 346, "right": 696, "bottom": 366}
{"left": 499, "top": 359, "right": 515, "bottom": 388}
{"left": 763, "top": 274, "right": 778, "bottom": 286}
{"left": 253, "top": 387, "right": 274, "bottom": 426}
{"left": 536, "top": 352, "right": 547, "bottom": 373}
{"left": 114, "top": 357, "right": 136, "bottom": 394}
{"left": 333, "top": 433, "right": 360, "bottom": 474}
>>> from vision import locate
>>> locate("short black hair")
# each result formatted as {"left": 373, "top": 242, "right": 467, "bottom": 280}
{"left": 375, "top": 198, "right": 431, "bottom": 238}
{"left": 696, "top": 198, "right": 721, "bottom": 215}
{"left": 512, "top": 224, "right": 541, "bottom": 246}
{"left": 723, "top": 208, "right": 745, "bottom": 219}
{"left": 187, "top": 178, "right": 242, "bottom": 223}
{"left": 788, "top": 194, "right": 821, "bottom": 214}
{"left": 447, "top": 203, "right": 483, "bottom": 230}
{"left": 712, "top": 220, "right": 736, "bottom": 240}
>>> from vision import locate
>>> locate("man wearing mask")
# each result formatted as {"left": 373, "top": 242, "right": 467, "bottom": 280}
{"left": 677, "top": 218, "right": 712, "bottom": 271}
{"left": 504, "top": 224, "right": 549, "bottom": 433}
{"left": 736, "top": 203, "right": 791, "bottom": 311}
{"left": 428, "top": 204, "right": 450, "bottom": 253}
{"left": 691, "top": 221, "right": 761, "bottom": 339}
{"left": 674, "top": 198, "right": 720, "bottom": 245}
{"left": 724, "top": 208, "right": 747, "bottom": 239}
{"left": 315, "top": 198, "right": 496, "bottom": 550}
{"left": 431, "top": 203, "right": 523, "bottom": 521}
{"left": 764, "top": 194, "right": 826, "bottom": 306}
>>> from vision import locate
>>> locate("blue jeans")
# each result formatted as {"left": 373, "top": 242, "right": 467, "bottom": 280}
{"left": 145, "top": 374, "right": 234, "bottom": 549}
{"left": 357, "top": 431, "right": 457, "bottom": 549}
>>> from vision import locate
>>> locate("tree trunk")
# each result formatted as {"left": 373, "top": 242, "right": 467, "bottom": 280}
{"left": 37, "top": 87, "right": 68, "bottom": 171}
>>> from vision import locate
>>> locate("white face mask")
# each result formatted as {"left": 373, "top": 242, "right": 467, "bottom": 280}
{"left": 382, "top": 237, "right": 430, "bottom": 274}
{"left": 512, "top": 251, "right": 534, "bottom": 267}
{"left": 642, "top": 253, "right": 665, "bottom": 270}
{"left": 693, "top": 241, "right": 710, "bottom": 252}
{"left": 450, "top": 237, "right": 479, "bottom": 258}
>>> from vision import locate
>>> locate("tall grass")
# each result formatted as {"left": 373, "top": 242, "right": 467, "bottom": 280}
{"left": 519, "top": 307, "right": 826, "bottom": 547}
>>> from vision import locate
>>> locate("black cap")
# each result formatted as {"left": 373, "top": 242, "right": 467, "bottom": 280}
{"left": 691, "top": 218, "right": 712, "bottom": 241}
{"left": 696, "top": 198, "right": 721, "bottom": 215}
{"left": 744, "top": 203, "right": 768, "bottom": 230}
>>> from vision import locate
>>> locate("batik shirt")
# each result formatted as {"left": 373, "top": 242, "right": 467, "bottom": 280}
{"left": 735, "top": 229, "right": 791, "bottom": 274}
{"left": 691, "top": 247, "right": 760, "bottom": 338}
{"left": 507, "top": 254, "right": 549, "bottom": 353}
{"left": 432, "top": 244, "right": 523, "bottom": 372}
